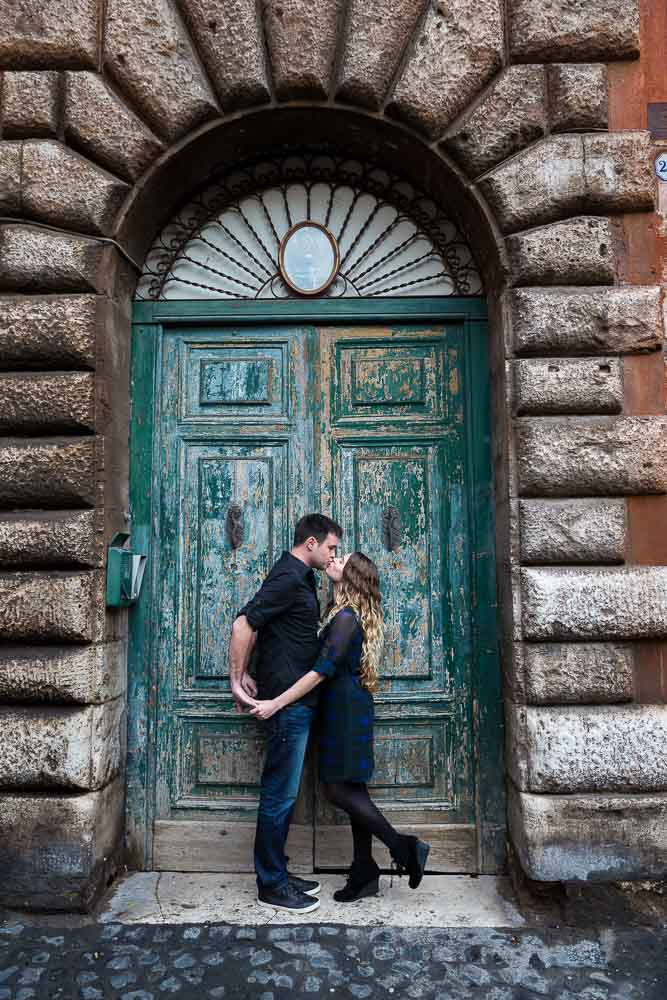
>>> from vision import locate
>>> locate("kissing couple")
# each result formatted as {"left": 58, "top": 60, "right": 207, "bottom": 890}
{"left": 229, "top": 513, "right": 430, "bottom": 913}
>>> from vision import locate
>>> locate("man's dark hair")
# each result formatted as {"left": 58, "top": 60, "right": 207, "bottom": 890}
{"left": 293, "top": 513, "right": 343, "bottom": 547}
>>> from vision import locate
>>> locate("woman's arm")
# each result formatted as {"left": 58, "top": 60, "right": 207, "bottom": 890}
{"left": 250, "top": 608, "right": 359, "bottom": 721}
{"left": 250, "top": 670, "right": 326, "bottom": 720}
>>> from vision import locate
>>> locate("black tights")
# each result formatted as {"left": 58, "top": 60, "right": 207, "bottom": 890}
{"left": 324, "top": 781, "right": 400, "bottom": 865}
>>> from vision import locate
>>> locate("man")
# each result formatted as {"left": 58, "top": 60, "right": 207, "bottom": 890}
{"left": 229, "top": 513, "right": 343, "bottom": 913}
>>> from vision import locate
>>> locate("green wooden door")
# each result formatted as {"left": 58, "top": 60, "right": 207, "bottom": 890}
{"left": 131, "top": 301, "right": 503, "bottom": 874}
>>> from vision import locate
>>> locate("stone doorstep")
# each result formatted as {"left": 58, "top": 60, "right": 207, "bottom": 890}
{"left": 100, "top": 873, "right": 525, "bottom": 928}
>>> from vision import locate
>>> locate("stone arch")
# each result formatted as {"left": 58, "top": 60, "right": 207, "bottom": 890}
{"left": 0, "top": 0, "right": 665, "bottom": 911}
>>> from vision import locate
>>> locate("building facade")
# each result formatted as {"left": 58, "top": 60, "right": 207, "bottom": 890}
{"left": 0, "top": 0, "right": 666, "bottom": 910}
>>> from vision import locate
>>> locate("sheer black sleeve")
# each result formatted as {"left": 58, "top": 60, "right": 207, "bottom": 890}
{"left": 312, "top": 608, "right": 359, "bottom": 679}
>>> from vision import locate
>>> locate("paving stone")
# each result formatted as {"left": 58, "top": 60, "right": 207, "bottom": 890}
{"left": 519, "top": 497, "right": 625, "bottom": 563}
{"left": 263, "top": 0, "right": 342, "bottom": 100}
{"left": 2, "top": 71, "right": 59, "bottom": 137}
{"left": 516, "top": 416, "right": 667, "bottom": 497}
{"left": 480, "top": 132, "right": 653, "bottom": 234}
{"left": 507, "top": 703, "right": 667, "bottom": 793}
{"left": 179, "top": 0, "right": 269, "bottom": 111}
{"left": 506, "top": 217, "right": 616, "bottom": 287}
{"left": 510, "top": 286, "right": 663, "bottom": 357}
{"left": 389, "top": 0, "right": 503, "bottom": 137}
{"left": 0, "top": 225, "right": 109, "bottom": 294}
{"left": 0, "top": 438, "right": 98, "bottom": 508}
{"left": 548, "top": 64, "right": 608, "bottom": 132}
{"left": 521, "top": 566, "right": 667, "bottom": 641}
{"left": 509, "top": 0, "right": 639, "bottom": 61}
{"left": 21, "top": 140, "right": 129, "bottom": 237}
{"left": 104, "top": 0, "right": 219, "bottom": 142}
{"left": 336, "top": 0, "right": 423, "bottom": 109}
{"left": 513, "top": 358, "right": 623, "bottom": 416}
{"left": 0, "top": 295, "right": 102, "bottom": 370}
{"left": 0, "top": 0, "right": 98, "bottom": 69}
{"left": 513, "top": 642, "right": 635, "bottom": 705}
{"left": 442, "top": 66, "right": 547, "bottom": 177}
{"left": 64, "top": 72, "right": 164, "bottom": 183}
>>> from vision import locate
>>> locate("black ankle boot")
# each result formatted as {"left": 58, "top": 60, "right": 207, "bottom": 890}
{"left": 391, "top": 835, "right": 430, "bottom": 889}
{"left": 333, "top": 859, "right": 380, "bottom": 902}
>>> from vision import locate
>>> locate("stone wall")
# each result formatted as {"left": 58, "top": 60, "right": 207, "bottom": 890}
{"left": 0, "top": 0, "right": 664, "bottom": 907}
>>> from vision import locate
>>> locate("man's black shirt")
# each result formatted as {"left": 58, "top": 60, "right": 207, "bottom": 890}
{"left": 238, "top": 551, "right": 321, "bottom": 706}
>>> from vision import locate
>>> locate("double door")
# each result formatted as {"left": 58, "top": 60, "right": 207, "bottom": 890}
{"left": 150, "top": 318, "right": 489, "bottom": 872}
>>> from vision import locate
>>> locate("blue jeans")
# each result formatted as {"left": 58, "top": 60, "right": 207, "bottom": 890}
{"left": 254, "top": 703, "right": 315, "bottom": 890}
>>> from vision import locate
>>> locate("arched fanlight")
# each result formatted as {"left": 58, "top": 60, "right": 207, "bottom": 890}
{"left": 136, "top": 151, "right": 483, "bottom": 301}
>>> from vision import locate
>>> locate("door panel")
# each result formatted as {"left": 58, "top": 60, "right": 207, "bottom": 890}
{"left": 151, "top": 319, "right": 485, "bottom": 873}
{"left": 153, "top": 327, "right": 315, "bottom": 870}
{"left": 315, "top": 326, "right": 475, "bottom": 868}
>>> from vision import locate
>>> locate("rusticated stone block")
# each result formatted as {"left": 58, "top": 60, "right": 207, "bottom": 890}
{"left": 0, "top": 699, "right": 123, "bottom": 790}
{"left": 509, "top": 0, "right": 639, "bottom": 62}
{"left": 178, "top": 0, "right": 270, "bottom": 111}
{"left": 516, "top": 417, "right": 667, "bottom": 497}
{"left": 0, "top": 510, "right": 101, "bottom": 568}
{"left": 64, "top": 73, "right": 164, "bottom": 183}
{"left": 0, "top": 295, "right": 102, "bottom": 370}
{"left": 507, "top": 703, "right": 667, "bottom": 793}
{"left": 0, "top": 141, "right": 21, "bottom": 213}
{"left": 509, "top": 786, "right": 667, "bottom": 882}
{"left": 0, "top": 438, "right": 98, "bottom": 508}
{"left": 510, "top": 286, "right": 663, "bottom": 357}
{"left": 0, "top": 778, "right": 123, "bottom": 911}
{"left": 480, "top": 132, "right": 653, "bottom": 234}
{"left": 389, "top": 0, "right": 503, "bottom": 137}
{"left": 263, "top": 0, "right": 342, "bottom": 100}
{"left": 514, "top": 642, "right": 634, "bottom": 705}
{"left": 0, "top": 225, "right": 108, "bottom": 294}
{"left": 0, "top": 571, "right": 98, "bottom": 642}
{"left": 506, "top": 217, "right": 616, "bottom": 287}
{"left": 104, "top": 0, "right": 218, "bottom": 142}
{"left": 521, "top": 566, "right": 667, "bottom": 641}
{"left": 22, "top": 141, "right": 129, "bottom": 237}
{"left": 513, "top": 358, "right": 623, "bottom": 416}
{"left": 0, "top": 372, "right": 95, "bottom": 433}
{"left": 3, "top": 71, "right": 59, "bottom": 137}
{"left": 0, "top": 0, "right": 98, "bottom": 70}
{"left": 548, "top": 64, "right": 608, "bottom": 133}
{"left": 519, "top": 498, "right": 626, "bottom": 564}
{"left": 584, "top": 132, "right": 654, "bottom": 212}
{"left": 0, "top": 641, "right": 125, "bottom": 704}
{"left": 442, "top": 66, "right": 547, "bottom": 178}
{"left": 337, "top": 0, "right": 424, "bottom": 110}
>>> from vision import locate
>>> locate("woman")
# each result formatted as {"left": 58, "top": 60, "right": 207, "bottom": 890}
{"left": 250, "top": 551, "right": 430, "bottom": 902}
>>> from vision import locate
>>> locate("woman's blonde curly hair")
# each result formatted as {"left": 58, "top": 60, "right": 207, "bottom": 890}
{"left": 322, "top": 551, "right": 383, "bottom": 693}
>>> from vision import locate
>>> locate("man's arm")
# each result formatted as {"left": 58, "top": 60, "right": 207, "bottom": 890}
{"left": 229, "top": 615, "right": 258, "bottom": 710}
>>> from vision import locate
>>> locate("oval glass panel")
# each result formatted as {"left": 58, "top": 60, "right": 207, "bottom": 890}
{"left": 279, "top": 223, "right": 339, "bottom": 296}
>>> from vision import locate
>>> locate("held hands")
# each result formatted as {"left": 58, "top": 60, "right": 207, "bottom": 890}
{"left": 231, "top": 673, "right": 258, "bottom": 714}
{"left": 250, "top": 698, "right": 280, "bottom": 721}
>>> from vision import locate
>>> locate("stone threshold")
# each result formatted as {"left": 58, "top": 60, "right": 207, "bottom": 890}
{"left": 100, "top": 873, "right": 525, "bottom": 928}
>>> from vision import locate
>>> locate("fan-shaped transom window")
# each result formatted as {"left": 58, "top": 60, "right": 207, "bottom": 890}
{"left": 136, "top": 153, "right": 483, "bottom": 301}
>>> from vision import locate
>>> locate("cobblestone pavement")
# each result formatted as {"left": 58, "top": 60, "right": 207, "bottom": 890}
{"left": 1, "top": 921, "right": 666, "bottom": 999}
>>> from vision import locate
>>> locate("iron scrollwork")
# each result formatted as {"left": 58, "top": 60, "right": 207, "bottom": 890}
{"left": 136, "top": 148, "right": 483, "bottom": 302}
